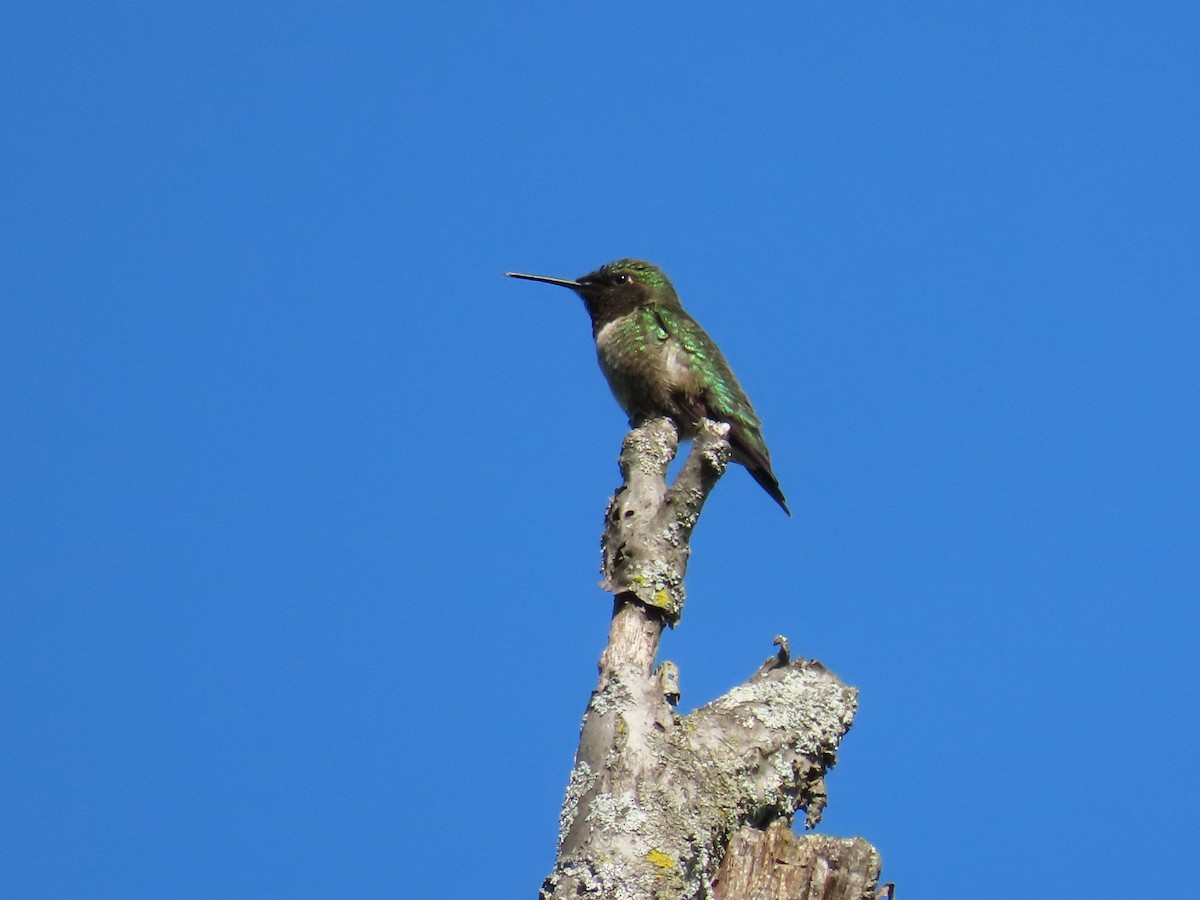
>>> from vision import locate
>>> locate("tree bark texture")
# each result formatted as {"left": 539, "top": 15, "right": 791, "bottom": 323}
{"left": 540, "top": 419, "right": 882, "bottom": 900}
{"left": 713, "top": 822, "right": 883, "bottom": 900}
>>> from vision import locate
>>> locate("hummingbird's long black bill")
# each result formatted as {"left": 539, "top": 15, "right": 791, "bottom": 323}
{"left": 505, "top": 271, "right": 581, "bottom": 289}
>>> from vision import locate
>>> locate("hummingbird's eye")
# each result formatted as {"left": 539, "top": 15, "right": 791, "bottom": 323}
{"left": 614, "top": 273, "right": 632, "bottom": 285}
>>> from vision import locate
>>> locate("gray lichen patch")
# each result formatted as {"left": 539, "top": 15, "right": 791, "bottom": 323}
{"left": 558, "top": 760, "right": 598, "bottom": 848}
{"left": 622, "top": 418, "right": 679, "bottom": 477}
{"left": 591, "top": 677, "right": 637, "bottom": 716}
{"left": 585, "top": 788, "right": 651, "bottom": 838}
{"left": 712, "top": 668, "right": 856, "bottom": 755}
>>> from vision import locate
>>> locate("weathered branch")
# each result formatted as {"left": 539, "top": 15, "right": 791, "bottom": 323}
{"left": 541, "top": 418, "right": 881, "bottom": 900}
{"left": 714, "top": 822, "right": 883, "bottom": 900}
{"left": 600, "top": 417, "right": 730, "bottom": 624}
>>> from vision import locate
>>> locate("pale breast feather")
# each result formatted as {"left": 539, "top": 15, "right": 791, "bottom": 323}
{"left": 593, "top": 315, "right": 626, "bottom": 351}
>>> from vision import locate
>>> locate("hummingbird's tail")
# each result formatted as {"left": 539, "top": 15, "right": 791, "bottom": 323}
{"left": 729, "top": 429, "right": 790, "bottom": 516}
{"left": 747, "top": 464, "right": 791, "bottom": 516}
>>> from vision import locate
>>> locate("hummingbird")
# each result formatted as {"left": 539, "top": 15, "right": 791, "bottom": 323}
{"left": 505, "top": 259, "right": 789, "bottom": 515}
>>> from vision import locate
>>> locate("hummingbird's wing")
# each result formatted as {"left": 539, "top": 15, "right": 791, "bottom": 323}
{"left": 653, "top": 308, "right": 790, "bottom": 515}
{"left": 652, "top": 308, "right": 762, "bottom": 431}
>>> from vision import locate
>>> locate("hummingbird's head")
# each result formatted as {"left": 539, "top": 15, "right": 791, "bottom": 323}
{"left": 578, "top": 259, "right": 676, "bottom": 305}
{"left": 506, "top": 258, "right": 681, "bottom": 330}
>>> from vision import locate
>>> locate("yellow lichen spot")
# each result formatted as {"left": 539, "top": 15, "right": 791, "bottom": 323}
{"left": 654, "top": 589, "right": 670, "bottom": 607}
{"left": 633, "top": 574, "right": 646, "bottom": 585}
{"left": 646, "top": 848, "right": 675, "bottom": 870}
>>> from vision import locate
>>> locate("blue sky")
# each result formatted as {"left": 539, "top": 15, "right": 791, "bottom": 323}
{"left": 3, "top": 2, "right": 1198, "bottom": 897}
